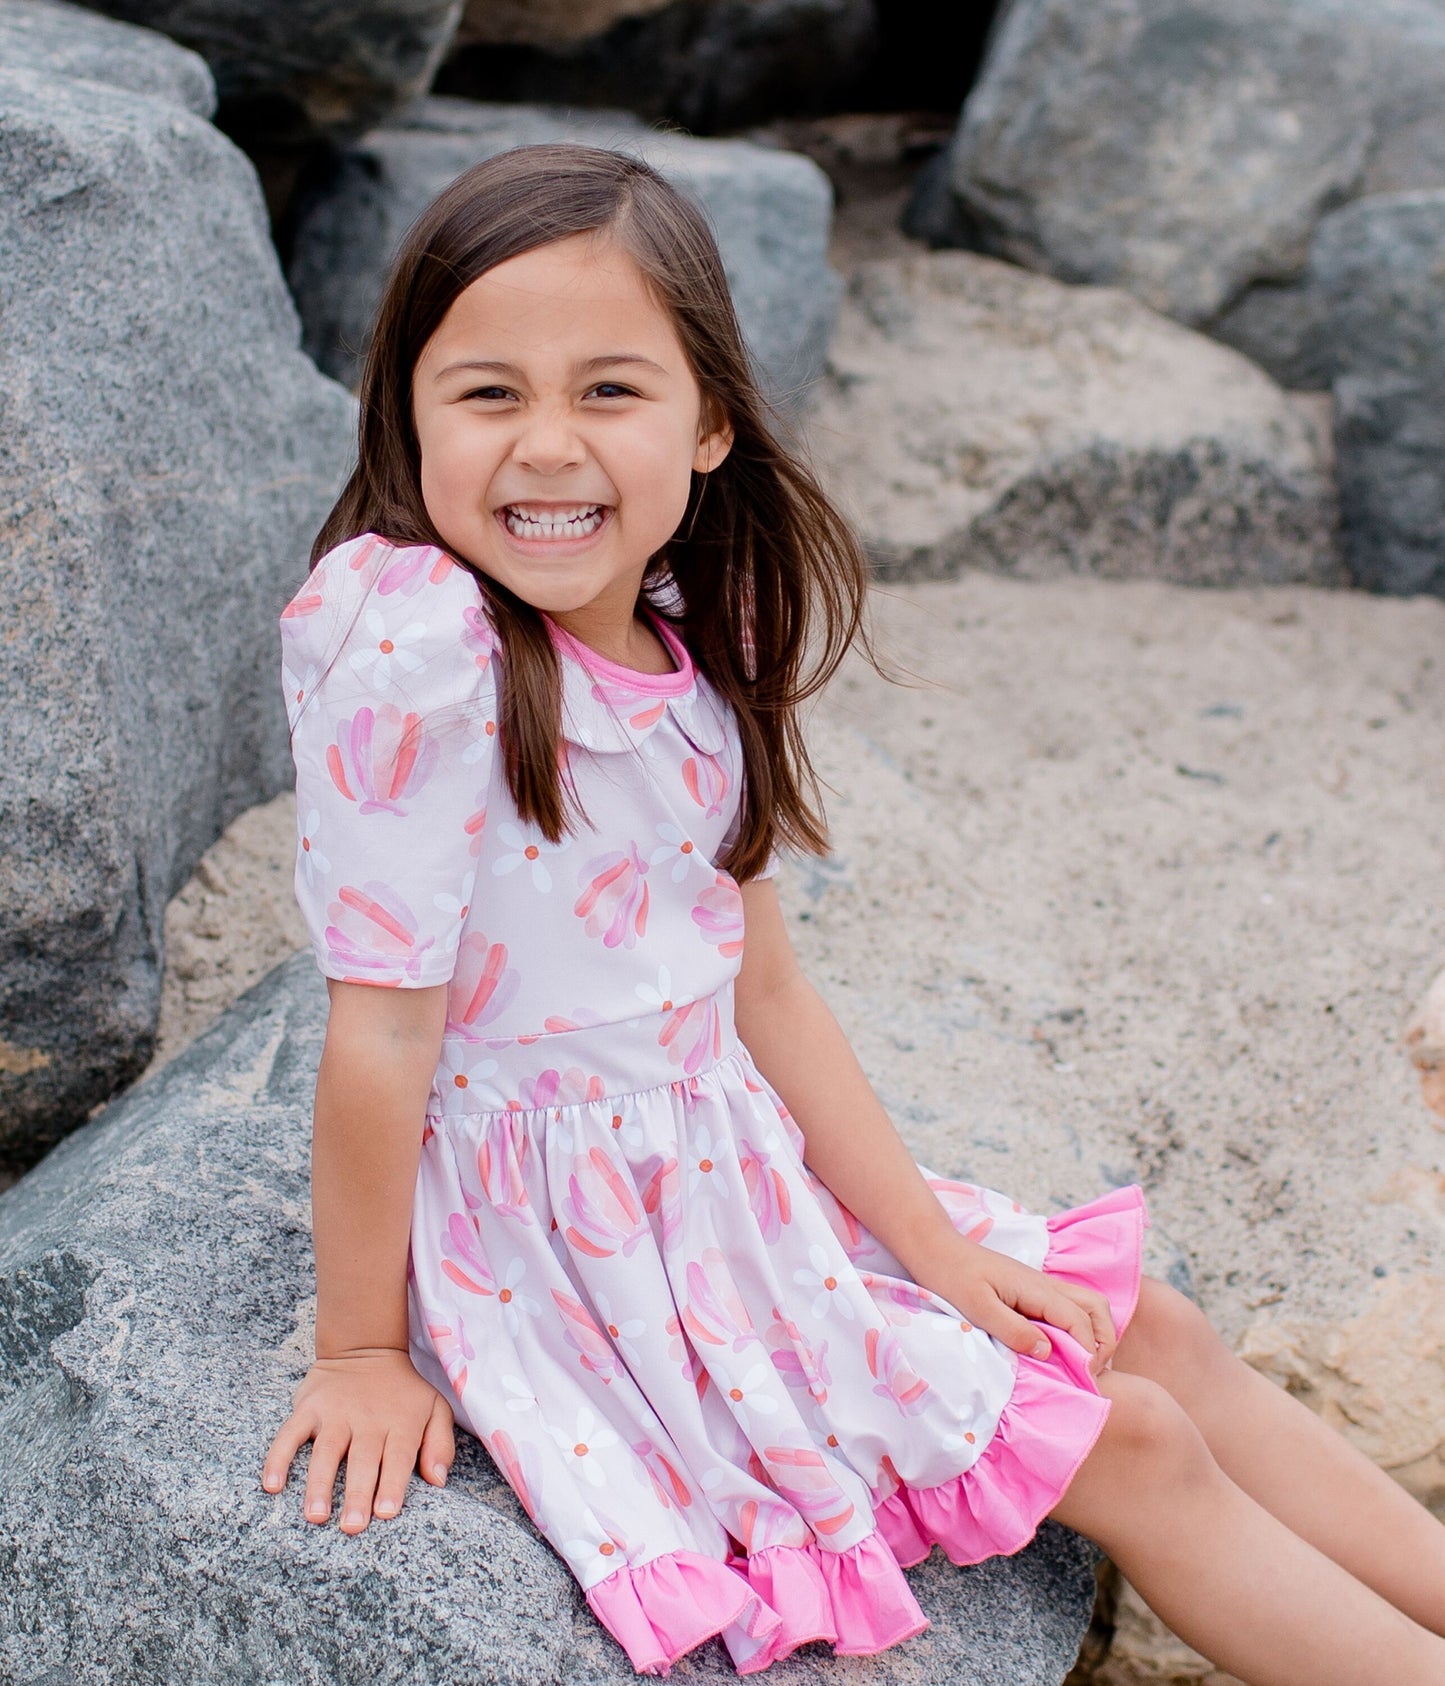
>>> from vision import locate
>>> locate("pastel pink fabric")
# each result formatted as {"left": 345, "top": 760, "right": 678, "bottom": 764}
{"left": 280, "top": 534, "right": 1150, "bottom": 1679}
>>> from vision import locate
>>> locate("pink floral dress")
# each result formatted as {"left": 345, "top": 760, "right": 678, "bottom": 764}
{"left": 280, "top": 532, "right": 1148, "bottom": 1677}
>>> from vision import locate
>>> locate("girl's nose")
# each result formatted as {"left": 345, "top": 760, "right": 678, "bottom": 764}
{"left": 511, "top": 404, "right": 585, "bottom": 476}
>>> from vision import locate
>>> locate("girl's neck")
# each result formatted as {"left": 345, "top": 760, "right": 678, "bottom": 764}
{"left": 546, "top": 607, "right": 690, "bottom": 686}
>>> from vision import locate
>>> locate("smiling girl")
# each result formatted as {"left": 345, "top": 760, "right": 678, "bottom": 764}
{"left": 263, "top": 145, "right": 1445, "bottom": 1683}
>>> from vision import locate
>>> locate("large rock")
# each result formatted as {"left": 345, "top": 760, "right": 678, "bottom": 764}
{"left": 0, "top": 0, "right": 215, "bottom": 116}
{"left": 71, "top": 0, "right": 464, "bottom": 144}
{"left": 437, "top": 0, "right": 877, "bottom": 133}
{"left": 914, "top": 0, "right": 1372, "bottom": 326}
{"left": 0, "top": 62, "right": 354, "bottom": 1169}
{"left": 0, "top": 950, "right": 1101, "bottom": 1685}
{"left": 804, "top": 250, "right": 1342, "bottom": 584}
{"left": 287, "top": 97, "right": 840, "bottom": 403}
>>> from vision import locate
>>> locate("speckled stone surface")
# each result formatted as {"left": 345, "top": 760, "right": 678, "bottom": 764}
{"left": 0, "top": 952, "right": 1099, "bottom": 1685}
{"left": 0, "top": 64, "right": 355, "bottom": 1167}
{"left": 0, "top": 0, "right": 216, "bottom": 115}
{"left": 287, "top": 96, "right": 841, "bottom": 404}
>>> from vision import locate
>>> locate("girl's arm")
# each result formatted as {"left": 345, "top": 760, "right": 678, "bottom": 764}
{"left": 261, "top": 979, "right": 456, "bottom": 1532}
{"left": 734, "top": 878, "right": 1117, "bottom": 1372}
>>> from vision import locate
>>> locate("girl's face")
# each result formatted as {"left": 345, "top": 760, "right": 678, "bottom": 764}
{"left": 411, "top": 230, "right": 733, "bottom": 640}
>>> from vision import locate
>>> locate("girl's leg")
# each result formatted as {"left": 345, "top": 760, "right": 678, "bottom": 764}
{"left": 1047, "top": 1369, "right": 1445, "bottom": 1686}
{"left": 1110, "top": 1277, "right": 1445, "bottom": 1634}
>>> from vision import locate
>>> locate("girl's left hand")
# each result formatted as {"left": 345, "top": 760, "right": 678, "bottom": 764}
{"left": 912, "top": 1233, "right": 1119, "bottom": 1378}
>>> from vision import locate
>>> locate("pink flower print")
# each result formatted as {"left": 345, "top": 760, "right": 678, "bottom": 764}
{"left": 297, "top": 807, "right": 331, "bottom": 888}
{"left": 440, "top": 1211, "right": 496, "bottom": 1298}
{"left": 376, "top": 543, "right": 453, "bottom": 597}
{"left": 685, "top": 1123, "right": 733, "bottom": 1199}
{"left": 765, "top": 1306, "right": 831, "bottom": 1404}
{"left": 664, "top": 1309, "right": 706, "bottom": 1392}
{"left": 794, "top": 1244, "right": 856, "bottom": 1321}
{"left": 574, "top": 843, "right": 650, "bottom": 949}
{"left": 865, "top": 1325, "right": 932, "bottom": 1416}
{"left": 720, "top": 1363, "right": 780, "bottom": 1426}
{"left": 639, "top": 1154, "right": 682, "bottom": 1247}
{"left": 545, "top": 1404, "right": 619, "bottom": 1488}
{"left": 551, "top": 1289, "right": 623, "bottom": 1384}
{"left": 682, "top": 1246, "right": 757, "bottom": 1353}
{"left": 493, "top": 1256, "right": 542, "bottom": 1337}
{"left": 648, "top": 823, "right": 702, "bottom": 884}
{"left": 476, "top": 1129, "right": 534, "bottom": 1225}
{"left": 347, "top": 607, "right": 427, "bottom": 691}
{"left": 510, "top": 1068, "right": 607, "bottom": 1111}
{"left": 631, "top": 1438, "right": 692, "bottom": 1510}
{"left": 691, "top": 872, "right": 744, "bottom": 957}
{"left": 594, "top": 1290, "right": 647, "bottom": 1368}
{"left": 681, "top": 751, "right": 729, "bottom": 818}
{"left": 561, "top": 1146, "right": 647, "bottom": 1259}
{"left": 437, "top": 1042, "right": 499, "bottom": 1106}
{"left": 325, "top": 703, "right": 438, "bottom": 817}
{"left": 325, "top": 881, "right": 431, "bottom": 981}
{"left": 461, "top": 601, "right": 498, "bottom": 666}
{"left": 490, "top": 1427, "right": 540, "bottom": 1522}
{"left": 658, "top": 995, "right": 722, "bottom": 1075}
{"left": 738, "top": 1137, "right": 791, "bottom": 1242}
{"left": 425, "top": 1306, "right": 474, "bottom": 1395}
{"left": 493, "top": 820, "right": 569, "bottom": 891}
{"left": 759, "top": 1439, "right": 855, "bottom": 1537}
{"left": 926, "top": 1175, "right": 995, "bottom": 1244}
{"left": 446, "top": 932, "right": 519, "bottom": 1041}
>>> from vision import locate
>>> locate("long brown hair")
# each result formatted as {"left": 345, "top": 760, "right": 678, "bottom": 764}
{"left": 313, "top": 141, "right": 880, "bottom": 882}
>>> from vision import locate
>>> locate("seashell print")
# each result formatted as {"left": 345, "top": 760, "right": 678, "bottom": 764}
{"left": 489, "top": 1427, "right": 540, "bottom": 1522}
{"left": 425, "top": 1306, "right": 475, "bottom": 1395}
{"left": 864, "top": 1325, "right": 932, "bottom": 1416}
{"left": 738, "top": 1137, "right": 792, "bottom": 1242}
{"left": 376, "top": 543, "right": 454, "bottom": 597}
{"left": 440, "top": 1210, "right": 497, "bottom": 1298}
{"left": 681, "top": 751, "right": 729, "bottom": 818}
{"left": 631, "top": 1437, "right": 693, "bottom": 1511}
{"left": 446, "top": 932, "right": 520, "bottom": 1040}
{"left": 681, "top": 1246, "right": 757, "bottom": 1353}
{"left": 476, "top": 1127, "right": 534, "bottom": 1226}
{"left": 926, "top": 1175, "right": 995, "bottom": 1244}
{"left": 324, "top": 880, "right": 432, "bottom": 981}
{"left": 551, "top": 1288, "right": 622, "bottom": 1384}
{"left": 657, "top": 995, "right": 721, "bottom": 1076}
{"left": 691, "top": 872, "right": 744, "bottom": 957}
{"left": 758, "top": 1438, "right": 855, "bottom": 1536}
{"left": 561, "top": 1146, "right": 647, "bottom": 1259}
{"left": 574, "top": 843, "right": 650, "bottom": 949}
{"left": 326, "top": 703, "right": 440, "bottom": 817}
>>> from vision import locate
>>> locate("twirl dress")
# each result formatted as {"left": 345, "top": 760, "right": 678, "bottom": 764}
{"left": 280, "top": 532, "right": 1148, "bottom": 1677}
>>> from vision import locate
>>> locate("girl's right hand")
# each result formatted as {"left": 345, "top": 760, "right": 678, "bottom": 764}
{"left": 261, "top": 1347, "right": 456, "bottom": 1534}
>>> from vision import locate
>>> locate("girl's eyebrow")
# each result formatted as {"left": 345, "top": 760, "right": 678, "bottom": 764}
{"left": 434, "top": 353, "right": 671, "bottom": 381}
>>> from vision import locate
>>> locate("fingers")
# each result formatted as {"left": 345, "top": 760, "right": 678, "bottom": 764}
{"left": 260, "top": 1411, "right": 314, "bottom": 1494}
{"left": 967, "top": 1297, "right": 1059, "bottom": 1360}
{"left": 419, "top": 1394, "right": 456, "bottom": 1487}
{"left": 339, "top": 1434, "right": 385, "bottom": 1534}
{"left": 303, "top": 1430, "right": 348, "bottom": 1525}
{"left": 373, "top": 1433, "right": 418, "bottom": 1520}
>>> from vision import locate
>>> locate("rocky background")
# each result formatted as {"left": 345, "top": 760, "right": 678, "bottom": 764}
{"left": 3, "top": 2, "right": 1444, "bottom": 1682}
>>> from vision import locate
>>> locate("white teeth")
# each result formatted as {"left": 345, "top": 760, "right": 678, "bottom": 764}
{"left": 502, "top": 504, "right": 605, "bottom": 540}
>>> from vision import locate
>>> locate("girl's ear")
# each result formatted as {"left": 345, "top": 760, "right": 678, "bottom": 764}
{"left": 693, "top": 400, "right": 734, "bottom": 475}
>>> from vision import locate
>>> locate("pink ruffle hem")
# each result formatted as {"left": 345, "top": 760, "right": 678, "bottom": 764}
{"left": 585, "top": 1183, "right": 1148, "bottom": 1676}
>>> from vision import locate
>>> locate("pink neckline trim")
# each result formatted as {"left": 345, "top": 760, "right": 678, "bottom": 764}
{"left": 546, "top": 610, "right": 696, "bottom": 696}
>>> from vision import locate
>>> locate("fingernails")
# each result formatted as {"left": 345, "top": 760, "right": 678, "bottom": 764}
{"left": 1032, "top": 1339, "right": 1050, "bottom": 1358}
{"left": 306, "top": 1500, "right": 327, "bottom": 1520}
{"left": 342, "top": 1509, "right": 363, "bottom": 1529}
{"left": 374, "top": 1499, "right": 397, "bottom": 1517}
{"left": 430, "top": 1464, "right": 447, "bottom": 1483}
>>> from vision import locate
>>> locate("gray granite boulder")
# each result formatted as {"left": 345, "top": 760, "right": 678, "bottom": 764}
{"left": 0, "top": 950, "right": 1100, "bottom": 1684}
{"left": 437, "top": 0, "right": 877, "bottom": 134}
{"left": 804, "top": 250, "right": 1342, "bottom": 585}
{"left": 287, "top": 97, "right": 840, "bottom": 404}
{"left": 70, "top": 0, "right": 464, "bottom": 143}
{"left": 0, "top": 67, "right": 354, "bottom": 1169}
{"left": 913, "top": 0, "right": 1372, "bottom": 326}
{"left": 0, "top": 0, "right": 215, "bottom": 116}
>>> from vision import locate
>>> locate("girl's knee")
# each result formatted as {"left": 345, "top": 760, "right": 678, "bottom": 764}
{"left": 1116, "top": 1275, "right": 1230, "bottom": 1392}
{"left": 1093, "top": 1370, "right": 1214, "bottom": 1485}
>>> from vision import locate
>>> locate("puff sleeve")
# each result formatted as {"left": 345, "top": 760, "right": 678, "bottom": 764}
{"left": 279, "top": 534, "right": 498, "bottom": 988}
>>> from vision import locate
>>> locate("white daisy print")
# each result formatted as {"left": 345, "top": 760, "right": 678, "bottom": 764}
{"left": 347, "top": 607, "right": 427, "bottom": 689}
{"left": 297, "top": 807, "right": 330, "bottom": 887}
{"left": 721, "top": 1363, "right": 780, "bottom": 1424}
{"left": 686, "top": 1123, "right": 733, "bottom": 1197}
{"left": 635, "top": 965, "right": 688, "bottom": 1013}
{"left": 501, "top": 1374, "right": 537, "bottom": 1414}
{"left": 546, "top": 1405, "right": 619, "bottom": 1487}
{"left": 648, "top": 822, "right": 702, "bottom": 883}
{"left": 434, "top": 872, "right": 476, "bottom": 949}
{"left": 594, "top": 1290, "right": 647, "bottom": 1366}
{"left": 495, "top": 1256, "right": 543, "bottom": 1338}
{"left": 492, "top": 821, "right": 570, "bottom": 892}
{"left": 436, "top": 1042, "right": 499, "bottom": 1102}
{"left": 794, "top": 1245, "right": 856, "bottom": 1321}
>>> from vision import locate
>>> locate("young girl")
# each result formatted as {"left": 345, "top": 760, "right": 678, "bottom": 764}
{"left": 262, "top": 144, "right": 1445, "bottom": 1683}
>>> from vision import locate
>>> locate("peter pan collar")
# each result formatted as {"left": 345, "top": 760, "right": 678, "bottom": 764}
{"left": 547, "top": 611, "right": 730, "bottom": 757}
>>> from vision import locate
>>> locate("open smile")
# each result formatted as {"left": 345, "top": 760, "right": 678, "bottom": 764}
{"left": 498, "top": 502, "right": 610, "bottom": 542}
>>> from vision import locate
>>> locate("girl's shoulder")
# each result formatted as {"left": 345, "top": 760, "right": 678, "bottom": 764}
{"left": 279, "top": 532, "right": 498, "bottom": 733}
